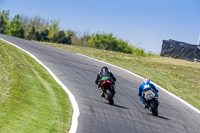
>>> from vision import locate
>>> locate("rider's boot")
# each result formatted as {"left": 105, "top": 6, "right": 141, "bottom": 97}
{"left": 141, "top": 97, "right": 148, "bottom": 109}
{"left": 112, "top": 85, "right": 116, "bottom": 96}
{"left": 99, "top": 87, "right": 104, "bottom": 97}
{"left": 155, "top": 97, "right": 159, "bottom": 106}
{"left": 144, "top": 103, "right": 148, "bottom": 109}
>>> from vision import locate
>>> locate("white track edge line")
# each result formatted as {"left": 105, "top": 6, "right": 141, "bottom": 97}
{"left": 77, "top": 53, "right": 200, "bottom": 114}
{"left": 0, "top": 38, "right": 80, "bottom": 133}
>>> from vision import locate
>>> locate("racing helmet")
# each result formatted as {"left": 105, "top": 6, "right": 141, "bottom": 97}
{"left": 101, "top": 66, "right": 109, "bottom": 74}
{"left": 143, "top": 78, "right": 150, "bottom": 84}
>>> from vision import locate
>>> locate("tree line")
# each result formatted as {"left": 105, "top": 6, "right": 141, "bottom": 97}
{"left": 0, "top": 10, "right": 152, "bottom": 56}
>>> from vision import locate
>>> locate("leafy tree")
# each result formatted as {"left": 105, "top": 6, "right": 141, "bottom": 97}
{"left": 54, "top": 30, "right": 69, "bottom": 44}
{"left": 20, "top": 15, "right": 30, "bottom": 39}
{"left": 75, "top": 35, "right": 91, "bottom": 46}
{"left": 48, "top": 19, "right": 60, "bottom": 42}
{"left": 133, "top": 47, "right": 146, "bottom": 56}
{"left": 20, "top": 15, "right": 49, "bottom": 40}
{"left": 39, "top": 29, "right": 49, "bottom": 42}
{"left": 117, "top": 39, "right": 130, "bottom": 53}
{"left": 6, "top": 15, "right": 24, "bottom": 38}
{"left": 88, "top": 33, "right": 120, "bottom": 50}
{"left": 87, "top": 32, "right": 148, "bottom": 55}
{"left": 88, "top": 33, "right": 104, "bottom": 48}
{"left": 27, "top": 26, "right": 36, "bottom": 40}
{"left": 65, "top": 30, "right": 77, "bottom": 44}
{"left": 0, "top": 10, "right": 9, "bottom": 34}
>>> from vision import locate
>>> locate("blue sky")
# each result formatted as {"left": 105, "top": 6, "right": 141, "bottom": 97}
{"left": 0, "top": 0, "right": 200, "bottom": 53}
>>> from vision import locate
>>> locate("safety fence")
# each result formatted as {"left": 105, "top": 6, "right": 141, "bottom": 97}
{"left": 160, "top": 39, "right": 200, "bottom": 62}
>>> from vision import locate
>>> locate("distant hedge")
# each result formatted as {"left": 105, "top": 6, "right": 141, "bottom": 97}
{"left": 0, "top": 10, "right": 152, "bottom": 56}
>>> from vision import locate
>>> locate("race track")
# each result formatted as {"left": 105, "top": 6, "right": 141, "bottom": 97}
{"left": 1, "top": 34, "right": 200, "bottom": 133}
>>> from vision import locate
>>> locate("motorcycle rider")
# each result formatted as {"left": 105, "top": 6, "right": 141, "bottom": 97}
{"left": 138, "top": 78, "right": 159, "bottom": 109}
{"left": 95, "top": 67, "right": 116, "bottom": 97}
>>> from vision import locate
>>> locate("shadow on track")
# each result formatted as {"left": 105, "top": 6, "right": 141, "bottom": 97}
{"left": 104, "top": 102, "right": 129, "bottom": 109}
{"left": 113, "top": 104, "right": 129, "bottom": 109}
{"left": 147, "top": 113, "right": 170, "bottom": 120}
{"left": 157, "top": 115, "right": 170, "bottom": 120}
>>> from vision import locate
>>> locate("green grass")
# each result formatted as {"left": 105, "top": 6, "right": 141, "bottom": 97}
{"left": 0, "top": 40, "right": 72, "bottom": 133}
{"left": 39, "top": 42, "right": 200, "bottom": 110}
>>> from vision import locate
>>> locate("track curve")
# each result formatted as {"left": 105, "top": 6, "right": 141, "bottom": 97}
{"left": 1, "top": 34, "right": 200, "bottom": 133}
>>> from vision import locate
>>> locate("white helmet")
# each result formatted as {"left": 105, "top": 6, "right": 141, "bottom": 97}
{"left": 143, "top": 78, "right": 150, "bottom": 83}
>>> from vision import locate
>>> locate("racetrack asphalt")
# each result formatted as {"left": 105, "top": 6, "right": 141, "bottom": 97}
{"left": 1, "top": 34, "right": 200, "bottom": 133}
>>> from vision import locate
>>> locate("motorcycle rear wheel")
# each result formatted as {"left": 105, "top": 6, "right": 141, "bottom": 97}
{"left": 150, "top": 100, "right": 158, "bottom": 116}
{"left": 106, "top": 89, "right": 114, "bottom": 105}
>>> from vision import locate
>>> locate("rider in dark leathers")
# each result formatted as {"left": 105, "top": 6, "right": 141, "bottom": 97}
{"left": 95, "top": 67, "right": 116, "bottom": 97}
{"left": 138, "top": 78, "right": 158, "bottom": 109}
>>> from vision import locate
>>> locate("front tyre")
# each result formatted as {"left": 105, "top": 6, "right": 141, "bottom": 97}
{"left": 106, "top": 89, "right": 114, "bottom": 105}
{"left": 150, "top": 100, "right": 158, "bottom": 116}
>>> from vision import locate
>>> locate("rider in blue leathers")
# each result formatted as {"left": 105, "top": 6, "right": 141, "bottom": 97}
{"left": 138, "top": 78, "right": 158, "bottom": 108}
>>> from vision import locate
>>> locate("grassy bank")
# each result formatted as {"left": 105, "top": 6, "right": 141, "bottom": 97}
{"left": 39, "top": 42, "right": 200, "bottom": 110}
{"left": 0, "top": 40, "right": 72, "bottom": 133}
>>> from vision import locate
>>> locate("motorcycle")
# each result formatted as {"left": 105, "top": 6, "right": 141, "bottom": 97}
{"left": 143, "top": 88, "right": 159, "bottom": 116}
{"left": 100, "top": 78, "right": 114, "bottom": 105}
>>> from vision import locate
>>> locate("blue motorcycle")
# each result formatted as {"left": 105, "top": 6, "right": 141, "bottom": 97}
{"left": 143, "top": 88, "right": 159, "bottom": 116}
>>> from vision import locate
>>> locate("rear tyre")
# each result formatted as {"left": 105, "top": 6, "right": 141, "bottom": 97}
{"left": 106, "top": 89, "right": 114, "bottom": 105}
{"left": 150, "top": 100, "right": 158, "bottom": 116}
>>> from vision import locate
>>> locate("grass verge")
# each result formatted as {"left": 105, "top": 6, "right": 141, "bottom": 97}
{"left": 0, "top": 40, "right": 72, "bottom": 133}
{"left": 39, "top": 41, "right": 200, "bottom": 110}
